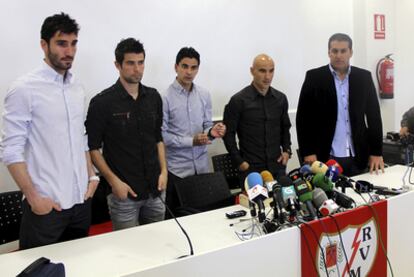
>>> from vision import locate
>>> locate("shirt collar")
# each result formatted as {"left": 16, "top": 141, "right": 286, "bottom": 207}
{"left": 249, "top": 83, "right": 275, "bottom": 99}
{"left": 172, "top": 79, "right": 195, "bottom": 95}
{"left": 39, "top": 60, "right": 73, "bottom": 84}
{"left": 329, "top": 63, "right": 351, "bottom": 78}
{"left": 115, "top": 78, "right": 145, "bottom": 99}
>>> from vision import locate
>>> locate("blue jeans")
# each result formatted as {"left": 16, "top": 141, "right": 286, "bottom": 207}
{"left": 107, "top": 191, "right": 166, "bottom": 231}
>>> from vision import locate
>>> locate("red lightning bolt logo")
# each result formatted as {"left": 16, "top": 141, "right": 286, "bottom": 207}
{"left": 342, "top": 226, "right": 361, "bottom": 277}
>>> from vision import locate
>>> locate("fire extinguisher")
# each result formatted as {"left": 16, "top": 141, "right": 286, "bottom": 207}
{"left": 376, "top": 54, "right": 394, "bottom": 99}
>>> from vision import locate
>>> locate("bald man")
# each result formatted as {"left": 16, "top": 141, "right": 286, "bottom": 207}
{"left": 223, "top": 54, "right": 292, "bottom": 184}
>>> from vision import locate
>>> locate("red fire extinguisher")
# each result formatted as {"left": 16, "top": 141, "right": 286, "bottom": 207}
{"left": 376, "top": 54, "right": 394, "bottom": 99}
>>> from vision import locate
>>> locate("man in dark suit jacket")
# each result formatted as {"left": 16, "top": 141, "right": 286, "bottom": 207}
{"left": 296, "top": 33, "right": 384, "bottom": 176}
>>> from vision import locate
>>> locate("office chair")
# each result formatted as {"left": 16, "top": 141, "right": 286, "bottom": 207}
{"left": 174, "top": 172, "right": 234, "bottom": 216}
{"left": 0, "top": 191, "right": 23, "bottom": 244}
{"left": 211, "top": 153, "right": 241, "bottom": 190}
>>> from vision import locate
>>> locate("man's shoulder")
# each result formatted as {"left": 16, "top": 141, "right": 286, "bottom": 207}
{"left": 231, "top": 85, "right": 252, "bottom": 99}
{"left": 142, "top": 84, "right": 161, "bottom": 102}
{"left": 269, "top": 87, "right": 286, "bottom": 98}
{"left": 141, "top": 83, "right": 159, "bottom": 94}
{"left": 306, "top": 65, "right": 330, "bottom": 76}
{"left": 350, "top": 66, "right": 371, "bottom": 76}
{"left": 6, "top": 68, "right": 49, "bottom": 97}
{"left": 92, "top": 83, "right": 119, "bottom": 101}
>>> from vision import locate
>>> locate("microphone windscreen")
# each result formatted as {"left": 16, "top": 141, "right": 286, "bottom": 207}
{"left": 299, "top": 164, "right": 312, "bottom": 175}
{"left": 260, "top": 170, "right": 274, "bottom": 183}
{"left": 325, "top": 166, "right": 340, "bottom": 182}
{"left": 311, "top": 161, "right": 328, "bottom": 174}
{"left": 355, "top": 180, "right": 373, "bottom": 193}
{"left": 312, "top": 173, "right": 334, "bottom": 191}
{"left": 326, "top": 159, "right": 343, "bottom": 174}
{"left": 312, "top": 187, "right": 329, "bottom": 208}
{"left": 298, "top": 191, "right": 313, "bottom": 203}
{"left": 278, "top": 176, "right": 293, "bottom": 187}
{"left": 246, "top": 172, "right": 263, "bottom": 189}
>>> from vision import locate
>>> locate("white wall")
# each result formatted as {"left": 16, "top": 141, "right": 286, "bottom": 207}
{"left": 0, "top": 0, "right": 407, "bottom": 192}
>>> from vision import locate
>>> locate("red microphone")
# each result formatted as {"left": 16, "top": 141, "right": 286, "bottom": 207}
{"left": 326, "top": 159, "right": 343, "bottom": 174}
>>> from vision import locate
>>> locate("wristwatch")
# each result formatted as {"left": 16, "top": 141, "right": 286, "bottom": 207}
{"left": 89, "top": 175, "right": 100, "bottom": 182}
{"left": 207, "top": 128, "right": 215, "bottom": 141}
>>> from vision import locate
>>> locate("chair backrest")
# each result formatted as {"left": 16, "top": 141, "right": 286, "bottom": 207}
{"left": 211, "top": 153, "right": 240, "bottom": 189}
{"left": 174, "top": 172, "right": 233, "bottom": 212}
{"left": 0, "top": 191, "right": 23, "bottom": 244}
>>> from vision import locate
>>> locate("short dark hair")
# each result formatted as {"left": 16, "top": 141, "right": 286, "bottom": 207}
{"left": 176, "top": 47, "right": 200, "bottom": 65}
{"left": 115, "top": 38, "right": 145, "bottom": 65}
{"left": 41, "top": 13, "right": 79, "bottom": 44}
{"left": 328, "top": 33, "right": 353, "bottom": 50}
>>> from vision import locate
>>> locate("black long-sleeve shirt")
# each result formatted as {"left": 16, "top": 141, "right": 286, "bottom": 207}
{"left": 85, "top": 80, "right": 163, "bottom": 200}
{"left": 223, "top": 84, "right": 291, "bottom": 172}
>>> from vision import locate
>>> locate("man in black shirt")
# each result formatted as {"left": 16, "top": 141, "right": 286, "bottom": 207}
{"left": 86, "top": 38, "right": 167, "bottom": 230}
{"left": 223, "top": 54, "right": 292, "bottom": 183}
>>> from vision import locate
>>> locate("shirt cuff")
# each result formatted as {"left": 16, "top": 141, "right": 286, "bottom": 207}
{"left": 1, "top": 152, "right": 25, "bottom": 166}
{"left": 183, "top": 137, "right": 194, "bottom": 147}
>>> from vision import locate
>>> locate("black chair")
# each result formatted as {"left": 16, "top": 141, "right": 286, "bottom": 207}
{"left": 0, "top": 191, "right": 23, "bottom": 244}
{"left": 211, "top": 153, "right": 240, "bottom": 190}
{"left": 174, "top": 172, "right": 234, "bottom": 216}
{"left": 91, "top": 176, "right": 111, "bottom": 224}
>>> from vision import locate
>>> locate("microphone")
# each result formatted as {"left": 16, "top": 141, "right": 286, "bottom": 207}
{"left": 325, "top": 165, "right": 340, "bottom": 182}
{"left": 354, "top": 180, "right": 388, "bottom": 193}
{"left": 279, "top": 176, "right": 299, "bottom": 219}
{"left": 312, "top": 173, "right": 354, "bottom": 209}
{"left": 310, "top": 161, "right": 328, "bottom": 174}
{"left": 272, "top": 183, "right": 285, "bottom": 224}
{"left": 261, "top": 170, "right": 277, "bottom": 192}
{"left": 260, "top": 171, "right": 280, "bottom": 222}
{"left": 299, "top": 164, "right": 313, "bottom": 177}
{"left": 312, "top": 187, "right": 339, "bottom": 217}
{"left": 324, "top": 159, "right": 354, "bottom": 192}
{"left": 288, "top": 165, "right": 314, "bottom": 183}
{"left": 245, "top": 172, "right": 268, "bottom": 222}
{"left": 312, "top": 173, "right": 334, "bottom": 192}
{"left": 326, "top": 159, "right": 343, "bottom": 174}
{"left": 294, "top": 179, "right": 317, "bottom": 220}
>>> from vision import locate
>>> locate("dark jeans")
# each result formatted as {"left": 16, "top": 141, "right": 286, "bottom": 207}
{"left": 19, "top": 199, "right": 91, "bottom": 250}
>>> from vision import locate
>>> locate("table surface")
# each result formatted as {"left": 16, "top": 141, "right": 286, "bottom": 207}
{"left": 0, "top": 164, "right": 411, "bottom": 277}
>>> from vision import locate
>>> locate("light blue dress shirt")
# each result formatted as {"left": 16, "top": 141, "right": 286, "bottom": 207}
{"left": 329, "top": 64, "right": 355, "bottom": 157}
{"left": 0, "top": 62, "right": 89, "bottom": 209}
{"left": 162, "top": 80, "right": 213, "bottom": 178}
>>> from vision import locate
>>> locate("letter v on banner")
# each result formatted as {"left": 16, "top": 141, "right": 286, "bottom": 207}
{"left": 300, "top": 200, "right": 388, "bottom": 277}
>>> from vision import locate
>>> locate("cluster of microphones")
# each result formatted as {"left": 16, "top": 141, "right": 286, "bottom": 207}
{"left": 242, "top": 159, "right": 401, "bottom": 233}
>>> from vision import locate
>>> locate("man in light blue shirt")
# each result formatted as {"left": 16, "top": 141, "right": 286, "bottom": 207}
{"left": 162, "top": 47, "right": 225, "bottom": 216}
{"left": 0, "top": 13, "right": 98, "bottom": 249}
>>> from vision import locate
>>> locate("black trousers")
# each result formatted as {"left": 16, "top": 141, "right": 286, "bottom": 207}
{"left": 19, "top": 199, "right": 91, "bottom": 250}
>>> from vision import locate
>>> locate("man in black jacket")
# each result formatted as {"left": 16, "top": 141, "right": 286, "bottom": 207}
{"left": 296, "top": 33, "right": 384, "bottom": 176}
{"left": 223, "top": 54, "right": 292, "bottom": 183}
